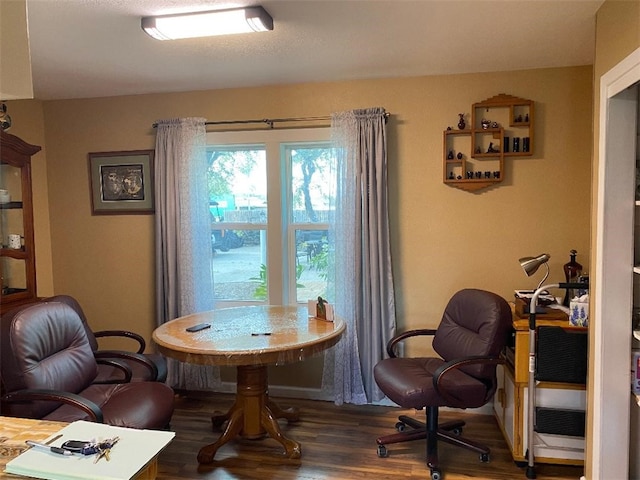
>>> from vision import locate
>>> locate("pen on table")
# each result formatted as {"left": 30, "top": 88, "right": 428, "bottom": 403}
{"left": 25, "top": 440, "right": 74, "bottom": 456}
{"left": 45, "top": 434, "right": 63, "bottom": 445}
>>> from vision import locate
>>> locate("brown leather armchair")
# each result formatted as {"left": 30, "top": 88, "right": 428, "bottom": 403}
{"left": 373, "top": 289, "right": 512, "bottom": 480}
{"left": 1, "top": 302, "right": 174, "bottom": 429}
{"left": 42, "top": 295, "right": 167, "bottom": 383}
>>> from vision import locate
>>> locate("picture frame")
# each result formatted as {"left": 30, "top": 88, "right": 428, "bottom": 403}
{"left": 88, "top": 150, "right": 155, "bottom": 215}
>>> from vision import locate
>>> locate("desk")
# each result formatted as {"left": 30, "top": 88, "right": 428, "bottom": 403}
{"left": 0, "top": 417, "right": 158, "bottom": 479}
{"left": 152, "top": 305, "right": 345, "bottom": 464}
{"left": 493, "top": 305, "right": 587, "bottom": 466}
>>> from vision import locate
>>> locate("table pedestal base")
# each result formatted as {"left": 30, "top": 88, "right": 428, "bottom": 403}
{"left": 197, "top": 365, "right": 301, "bottom": 464}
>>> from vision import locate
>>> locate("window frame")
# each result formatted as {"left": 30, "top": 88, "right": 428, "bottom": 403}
{"left": 207, "top": 127, "right": 332, "bottom": 307}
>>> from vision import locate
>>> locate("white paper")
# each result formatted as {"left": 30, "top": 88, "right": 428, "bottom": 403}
{"left": 5, "top": 421, "right": 175, "bottom": 480}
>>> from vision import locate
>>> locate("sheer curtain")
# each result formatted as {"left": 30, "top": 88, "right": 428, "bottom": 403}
{"left": 154, "top": 117, "right": 220, "bottom": 390}
{"left": 323, "top": 107, "right": 397, "bottom": 404}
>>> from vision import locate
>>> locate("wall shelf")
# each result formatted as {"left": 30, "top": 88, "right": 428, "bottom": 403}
{"left": 444, "top": 93, "right": 534, "bottom": 192}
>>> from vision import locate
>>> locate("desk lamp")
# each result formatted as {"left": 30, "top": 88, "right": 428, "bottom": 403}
{"left": 518, "top": 253, "right": 550, "bottom": 291}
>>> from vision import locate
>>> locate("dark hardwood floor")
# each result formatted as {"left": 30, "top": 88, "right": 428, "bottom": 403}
{"left": 157, "top": 392, "right": 584, "bottom": 480}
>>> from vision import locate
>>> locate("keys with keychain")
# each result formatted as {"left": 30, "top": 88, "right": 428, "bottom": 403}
{"left": 61, "top": 436, "right": 120, "bottom": 461}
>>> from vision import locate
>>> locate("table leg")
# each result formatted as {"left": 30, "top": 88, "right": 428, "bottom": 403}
{"left": 198, "top": 364, "right": 301, "bottom": 463}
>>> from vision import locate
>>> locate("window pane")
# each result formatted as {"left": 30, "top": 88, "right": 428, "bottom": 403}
{"left": 213, "top": 229, "right": 267, "bottom": 302}
{"left": 207, "top": 147, "right": 267, "bottom": 223}
{"left": 289, "top": 147, "right": 335, "bottom": 223}
{"left": 295, "top": 229, "right": 329, "bottom": 303}
{"left": 208, "top": 146, "right": 268, "bottom": 304}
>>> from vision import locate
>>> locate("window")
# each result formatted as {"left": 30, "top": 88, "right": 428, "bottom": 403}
{"left": 206, "top": 128, "right": 333, "bottom": 307}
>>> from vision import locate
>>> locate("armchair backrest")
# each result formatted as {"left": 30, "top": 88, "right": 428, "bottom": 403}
{"left": 432, "top": 289, "right": 511, "bottom": 381}
{"left": 43, "top": 294, "right": 99, "bottom": 351}
{"left": 1, "top": 302, "right": 98, "bottom": 418}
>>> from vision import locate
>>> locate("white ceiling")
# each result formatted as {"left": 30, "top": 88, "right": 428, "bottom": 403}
{"left": 26, "top": 0, "right": 604, "bottom": 101}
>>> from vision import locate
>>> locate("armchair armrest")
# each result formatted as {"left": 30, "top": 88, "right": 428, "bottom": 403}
{"left": 94, "top": 358, "right": 133, "bottom": 384}
{"left": 2, "top": 389, "right": 104, "bottom": 423}
{"left": 432, "top": 355, "right": 505, "bottom": 406}
{"left": 93, "top": 330, "right": 146, "bottom": 354}
{"left": 94, "top": 350, "right": 159, "bottom": 381}
{"left": 386, "top": 328, "right": 437, "bottom": 358}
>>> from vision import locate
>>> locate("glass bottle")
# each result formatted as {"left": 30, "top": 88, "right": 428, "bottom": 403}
{"left": 563, "top": 249, "right": 583, "bottom": 306}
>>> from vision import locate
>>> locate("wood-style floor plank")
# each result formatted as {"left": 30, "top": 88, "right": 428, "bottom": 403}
{"left": 157, "top": 392, "right": 584, "bottom": 480}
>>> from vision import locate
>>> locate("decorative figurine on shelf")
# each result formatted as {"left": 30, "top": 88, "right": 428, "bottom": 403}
{"left": 516, "top": 114, "right": 523, "bottom": 122}
{"left": 481, "top": 119, "right": 491, "bottom": 129}
{"left": 491, "top": 121, "right": 499, "bottom": 128}
{"left": 447, "top": 126, "right": 452, "bottom": 130}
{"left": 448, "top": 171, "right": 455, "bottom": 180}
{"left": 447, "top": 150, "right": 454, "bottom": 160}
{"left": 487, "top": 142, "right": 499, "bottom": 153}
{"left": 525, "top": 113, "right": 529, "bottom": 122}
{"left": 456, "top": 152, "right": 463, "bottom": 160}
{"left": 457, "top": 175, "right": 462, "bottom": 180}
{"left": 475, "top": 172, "right": 482, "bottom": 179}
{"left": 493, "top": 171, "right": 500, "bottom": 179}
{"left": 458, "top": 113, "right": 466, "bottom": 130}
{"left": 466, "top": 171, "right": 473, "bottom": 179}
{"left": 475, "top": 146, "right": 482, "bottom": 154}
{"left": 484, "top": 171, "right": 491, "bottom": 178}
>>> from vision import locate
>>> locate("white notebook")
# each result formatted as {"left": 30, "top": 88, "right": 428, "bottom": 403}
{"left": 4, "top": 420, "right": 175, "bottom": 480}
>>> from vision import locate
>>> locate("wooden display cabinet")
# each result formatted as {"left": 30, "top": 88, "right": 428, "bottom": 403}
{"left": 444, "top": 93, "right": 534, "bottom": 192}
{"left": 0, "top": 130, "right": 41, "bottom": 312}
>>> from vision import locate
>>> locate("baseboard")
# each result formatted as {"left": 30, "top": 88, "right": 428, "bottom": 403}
{"left": 217, "top": 381, "right": 494, "bottom": 415}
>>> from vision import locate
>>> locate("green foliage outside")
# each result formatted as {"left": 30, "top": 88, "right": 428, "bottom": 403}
{"left": 251, "top": 263, "right": 307, "bottom": 300}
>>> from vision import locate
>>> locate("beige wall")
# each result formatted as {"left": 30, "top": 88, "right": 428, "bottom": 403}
{"left": 7, "top": 64, "right": 593, "bottom": 388}
{"left": 588, "top": 0, "right": 640, "bottom": 477}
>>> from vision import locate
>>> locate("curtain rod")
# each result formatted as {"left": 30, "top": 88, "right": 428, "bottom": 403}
{"left": 152, "top": 112, "right": 390, "bottom": 129}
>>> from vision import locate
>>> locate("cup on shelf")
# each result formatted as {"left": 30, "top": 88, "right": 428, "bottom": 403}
{"left": 8, "top": 234, "right": 22, "bottom": 250}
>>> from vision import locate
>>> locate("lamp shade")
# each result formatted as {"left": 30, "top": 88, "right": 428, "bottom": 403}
{"left": 519, "top": 253, "right": 551, "bottom": 277}
{"left": 141, "top": 7, "right": 273, "bottom": 40}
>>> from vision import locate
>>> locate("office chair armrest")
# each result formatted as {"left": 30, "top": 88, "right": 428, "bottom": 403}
{"left": 386, "top": 328, "right": 437, "bottom": 358}
{"left": 93, "top": 330, "right": 146, "bottom": 354}
{"left": 94, "top": 350, "right": 159, "bottom": 381}
{"left": 94, "top": 358, "right": 133, "bottom": 384}
{"left": 432, "top": 355, "right": 505, "bottom": 405}
{"left": 2, "top": 389, "right": 104, "bottom": 423}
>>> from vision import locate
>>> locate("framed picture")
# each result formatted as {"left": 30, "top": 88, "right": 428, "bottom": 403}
{"left": 88, "top": 150, "right": 155, "bottom": 215}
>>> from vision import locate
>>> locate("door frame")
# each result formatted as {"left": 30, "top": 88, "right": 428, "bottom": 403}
{"left": 593, "top": 46, "right": 640, "bottom": 479}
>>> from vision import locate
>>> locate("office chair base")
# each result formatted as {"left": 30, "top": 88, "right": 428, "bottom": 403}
{"left": 375, "top": 415, "right": 467, "bottom": 450}
{"left": 375, "top": 412, "right": 491, "bottom": 464}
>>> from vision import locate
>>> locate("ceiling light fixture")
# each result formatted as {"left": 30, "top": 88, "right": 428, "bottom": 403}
{"left": 141, "top": 6, "right": 273, "bottom": 40}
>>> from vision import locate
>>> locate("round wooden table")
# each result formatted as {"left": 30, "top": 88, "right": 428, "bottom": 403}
{"left": 152, "top": 305, "right": 345, "bottom": 464}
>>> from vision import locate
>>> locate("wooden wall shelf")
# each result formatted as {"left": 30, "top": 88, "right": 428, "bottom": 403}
{"left": 444, "top": 93, "right": 534, "bottom": 192}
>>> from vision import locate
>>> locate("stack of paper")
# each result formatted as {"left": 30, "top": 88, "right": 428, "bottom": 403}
{"left": 4, "top": 421, "right": 174, "bottom": 480}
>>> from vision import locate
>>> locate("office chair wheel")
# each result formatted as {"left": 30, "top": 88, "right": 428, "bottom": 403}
{"left": 452, "top": 427, "right": 463, "bottom": 435}
{"left": 376, "top": 444, "right": 388, "bottom": 458}
{"left": 395, "top": 421, "right": 406, "bottom": 432}
{"left": 430, "top": 468, "right": 442, "bottom": 480}
{"left": 480, "top": 453, "right": 490, "bottom": 463}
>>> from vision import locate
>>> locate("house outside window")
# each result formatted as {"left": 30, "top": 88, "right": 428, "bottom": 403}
{"left": 207, "top": 128, "right": 334, "bottom": 307}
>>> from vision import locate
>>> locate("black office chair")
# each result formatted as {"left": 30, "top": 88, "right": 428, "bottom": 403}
{"left": 373, "top": 289, "right": 512, "bottom": 480}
